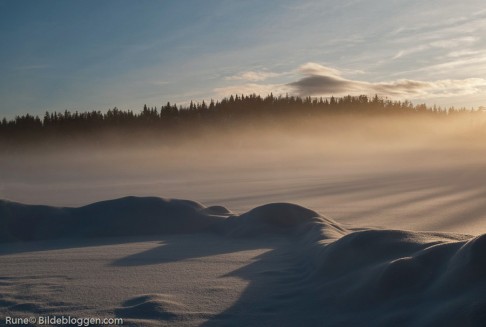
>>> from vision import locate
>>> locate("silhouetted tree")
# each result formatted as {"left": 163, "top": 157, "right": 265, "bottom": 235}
{"left": 1, "top": 94, "right": 482, "bottom": 148}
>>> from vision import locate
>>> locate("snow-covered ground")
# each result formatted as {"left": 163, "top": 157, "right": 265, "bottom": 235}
{"left": 0, "top": 233, "right": 289, "bottom": 326}
{"left": 1, "top": 119, "right": 485, "bottom": 326}
{"left": 0, "top": 197, "right": 485, "bottom": 326}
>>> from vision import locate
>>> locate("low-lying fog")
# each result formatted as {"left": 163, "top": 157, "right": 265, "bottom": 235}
{"left": 2, "top": 115, "right": 486, "bottom": 235}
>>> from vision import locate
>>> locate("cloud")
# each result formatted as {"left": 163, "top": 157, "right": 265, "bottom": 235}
{"left": 288, "top": 75, "right": 351, "bottom": 95}
{"left": 213, "top": 62, "right": 486, "bottom": 102}
{"left": 430, "top": 36, "right": 478, "bottom": 49}
{"left": 297, "top": 62, "right": 342, "bottom": 77}
{"left": 446, "top": 50, "right": 480, "bottom": 58}
{"left": 391, "top": 45, "right": 429, "bottom": 60}
{"left": 393, "top": 53, "right": 486, "bottom": 76}
{"left": 288, "top": 63, "right": 486, "bottom": 99}
{"left": 226, "top": 70, "right": 282, "bottom": 82}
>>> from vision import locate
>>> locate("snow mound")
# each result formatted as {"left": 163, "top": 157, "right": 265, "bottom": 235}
{"left": 289, "top": 229, "right": 486, "bottom": 326}
{"left": 1, "top": 196, "right": 486, "bottom": 326}
{"left": 72, "top": 196, "right": 225, "bottom": 238}
{"left": 0, "top": 197, "right": 346, "bottom": 242}
{"left": 115, "top": 294, "right": 186, "bottom": 321}
{"left": 219, "top": 202, "right": 347, "bottom": 238}
{"left": 0, "top": 197, "right": 227, "bottom": 242}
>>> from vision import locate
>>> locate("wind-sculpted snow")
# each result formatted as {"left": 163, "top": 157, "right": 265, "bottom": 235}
{"left": 1, "top": 196, "right": 485, "bottom": 326}
{"left": 0, "top": 197, "right": 226, "bottom": 242}
{"left": 115, "top": 294, "right": 188, "bottom": 321}
{"left": 293, "top": 230, "right": 486, "bottom": 326}
{"left": 0, "top": 197, "right": 344, "bottom": 242}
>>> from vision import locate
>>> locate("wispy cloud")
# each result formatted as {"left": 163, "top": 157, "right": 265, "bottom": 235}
{"left": 430, "top": 36, "right": 478, "bottom": 49}
{"left": 446, "top": 50, "right": 481, "bottom": 58}
{"left": 226, "top": 70, "right": 284, "bottom": 82}
{"left": 296, "top": 62, "right": 342, "bottom": 77}
{"left": 382, "top": 7, "right": 486, "bottom": 79}
{"left": 289, "top": 63, "right": 486, "bottom": 98}
{"left": 394, "top": 52, "right": 486, "bottom": 76}
{"left": 391, "top": 45, "right": 429, "bottom": 60}
{"left": 214, "top": 62, "right": 486, "bottom": 101}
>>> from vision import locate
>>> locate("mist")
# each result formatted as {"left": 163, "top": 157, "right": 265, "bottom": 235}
{"left": 2, "top": 114, "right": 485, "bottom": 235}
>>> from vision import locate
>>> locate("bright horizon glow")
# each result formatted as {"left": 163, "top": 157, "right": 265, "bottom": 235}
{"left": 0, "top": 0, "right": 485, "bottom": 118}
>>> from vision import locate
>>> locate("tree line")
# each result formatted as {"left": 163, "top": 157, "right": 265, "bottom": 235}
{"left": 0, "top": 94, "right": 482, "bottom": 145}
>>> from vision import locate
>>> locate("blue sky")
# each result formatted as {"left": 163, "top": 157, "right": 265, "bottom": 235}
{"left": 1, "top": 0, "right": 485, "bottom": 118}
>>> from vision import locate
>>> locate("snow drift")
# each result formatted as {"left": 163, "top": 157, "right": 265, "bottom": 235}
{"left": 1, "top": 196, "right": 485, "bottom": 326}
{"left": 0, "top": 197, "right": 226, "bottom": 242}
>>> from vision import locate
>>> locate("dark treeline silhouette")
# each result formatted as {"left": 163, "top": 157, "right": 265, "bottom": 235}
{"left": 0, "top": 94, "right": 482, "bottom": 147}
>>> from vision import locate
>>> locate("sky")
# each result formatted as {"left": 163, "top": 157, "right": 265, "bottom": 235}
{"left": 1, "top": 0, "right": 485, "bottom": 118}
